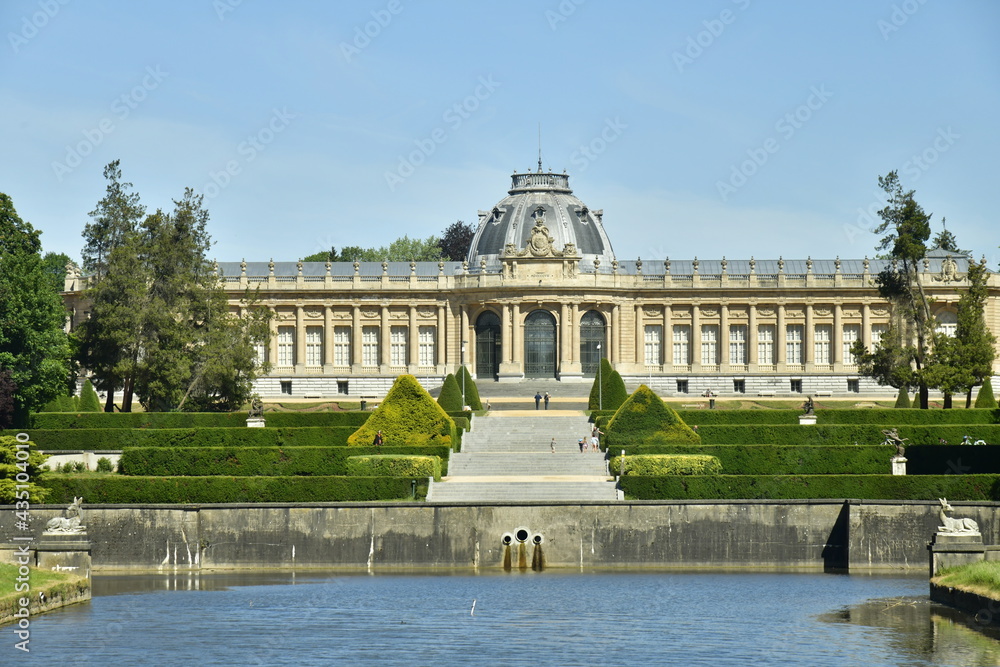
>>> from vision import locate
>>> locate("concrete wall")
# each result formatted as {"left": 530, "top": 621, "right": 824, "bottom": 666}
{"left": 7, "top": 500, "right": 998, "bottom": 572}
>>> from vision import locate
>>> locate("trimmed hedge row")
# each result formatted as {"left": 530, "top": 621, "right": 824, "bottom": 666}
{"left": 118, "top": 446, "right": 451, "bottom": 477}
{"left": 610, "top": 454, "right": 722, "bottom": 476}
{"left": 816, "top": 409, "right": 1000, "bottom": 425}
{"left": 346, "top": 455, "right": 442, "bottom": 481}
{"left": 619, "top": 474, "right": 1000, "bottom": 501}
{"left": 27, "top": 411, "right": 370, "bottom": 430}
{"left": 697, "top": 425, "right": 1000, "bottom": 446}
{"left": 42, "top": 475, "right": 427, "bottom": 503}
{"left": 27, "top": 427, "right": 358, "bottom": 450}
{"left": 610, "top": 444, "right": 895, "bottom": 475}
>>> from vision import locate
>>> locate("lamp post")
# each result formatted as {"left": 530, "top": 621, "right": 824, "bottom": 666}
{"left": 597, "top": 343, "right": 602, "bottom": 411}
{"left": 461, "top": 340, "right": 467, "bottom": 408}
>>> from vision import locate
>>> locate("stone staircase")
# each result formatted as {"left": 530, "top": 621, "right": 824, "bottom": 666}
{"left": 427, "top": 413, "right": 619, "bottom": 502}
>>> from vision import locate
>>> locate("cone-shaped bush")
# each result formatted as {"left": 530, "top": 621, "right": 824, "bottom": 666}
{"left": 348, "top": 375, "right": 455, "bottom": 447}
{"left": 894, "top": 387, "right": 911, "bottom": 408}
{"left": 975, "top": 377, "right": 998, "bottom": 409}
{"left": 605, "top": 384, "right": 700, "bottom": 447}
{"left": 456, "top": 365, "right": 482, "bottom": 410}
{"left": 437, "top": 374, "right": 463, "bottom": 412}
{"left": 588, "top": 358, "right": 628, "bottom": 411}
{"left": 79, "top": 379, "right": 101, "bottom": 412}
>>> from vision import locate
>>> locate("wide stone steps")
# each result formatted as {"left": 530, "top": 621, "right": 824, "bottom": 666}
{"left": 448, "top": 452, "right": 607, "bottom": 476}
{"left": 427, "top": 480, "right": 619, "bottom": 502}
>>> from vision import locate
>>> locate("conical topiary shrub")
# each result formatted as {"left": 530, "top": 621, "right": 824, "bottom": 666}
{"left": 79, "top": 379, "right": 101, "bottom": 412}
{"left": 437, "top": 373, "right": 463, "bottom": 412}
{"left": 588, "top": 358, "right": 628, "bottom": 411}
{"left": 456, "top": 365, "right": 482, "bottom": 410}
{"left": 348, "top": 375, "right": 455, "bottom": 447}
{"left": 975, "top": 377, "right": 998, "bottom": 409}
{"left": 894, "top": 387, "right": 911, "bottom": 408}
{"left": 604, "top": 384, "right": 701, "bottom": 447}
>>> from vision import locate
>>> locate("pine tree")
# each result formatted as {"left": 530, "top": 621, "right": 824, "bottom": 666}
{"left": 456, "top": 364, "right": 482, "bottom": 410}
{"left": 974, "top": 377, "right": 997, "bottom": 409}
{"left": 588, "top": 358, "right": 629, "bottom": 411}
{"left": 894, "top": 386, "right": 911, "bottom": 408}
{"left": 436, "top": 373, "right": 463, "bottom": 412}
{"left": 79, "top": 379, "right": 101, "bottom": 412}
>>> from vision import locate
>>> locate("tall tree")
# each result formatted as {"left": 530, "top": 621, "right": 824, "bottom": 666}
{"left": 82, "top": 160, "right": 145, "bottom": 279}
{"left": 438, "top": 220, "right": 475, "bottom": 261}
{"left": 855, "top": 171, "right": 935, "bottom": 408}
{"left": 931, "top": 218, "right": 968, "bottom": 255}
{"left": 41, "top": 251, "right": 72, "bottom": 294}
{"left": 0, "top": 193, "right": 72, "bottom": 426}
{"left": 301, "top": 236, "right": 443, "bottom": 263}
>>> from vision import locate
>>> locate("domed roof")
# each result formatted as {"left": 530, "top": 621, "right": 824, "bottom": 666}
{"left": 466, "top": 166, "right": 616, "bottom": 270}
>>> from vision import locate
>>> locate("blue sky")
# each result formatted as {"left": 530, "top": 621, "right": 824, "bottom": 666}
{"left": 2, "top": 1, "right": 998, "bottom": 267}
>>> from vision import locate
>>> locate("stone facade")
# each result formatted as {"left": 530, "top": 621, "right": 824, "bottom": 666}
{"left": 61, "top": 168, "right": 1000, "bottom": 399}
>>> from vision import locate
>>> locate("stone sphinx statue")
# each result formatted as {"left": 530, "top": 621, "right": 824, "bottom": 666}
{"left": 45, "top": 497, "right": 86, "bottom": 535}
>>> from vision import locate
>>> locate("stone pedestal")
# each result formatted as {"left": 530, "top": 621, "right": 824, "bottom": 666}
{"left": 929, "top": 531, "right": 985, "bottom": 576}
{"left": 35, "top": 534, "right": 92, "bottom": 578}
{"left": 497, "top": 362, "right": 524, "bottom": 383}
{"left": 891, "top": 456, "right": 907, "bottom": 476}
{"left": 798, "top": 414, "right": 817, "bottom": 425}
{"left": 246, "top": 417, "right": 266, "bottom": 428}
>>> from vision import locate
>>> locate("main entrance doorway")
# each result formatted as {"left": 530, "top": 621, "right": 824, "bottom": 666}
{"left": 580, "top": 310, "right": 606, "bottom": 376}
{"left": 475, "top": 311, "right": 501, "bottom": 380}
{"left": 524, "top": 310, "right": 557, "bottom": 378}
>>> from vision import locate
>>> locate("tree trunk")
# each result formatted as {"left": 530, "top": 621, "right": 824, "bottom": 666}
{"left": 103, "top": 387, "right": 115, "bottom": 412}
{"left": 919, "top": 384, "right": 929, "bottom": 409}
{"left": 943, "top": 392, "right": 952, "bottom": 409}
{"left": 121, "top": 375, "right": 134, "bottom": 412}
{"left": 965, "top": 389, "right": 973, "bottom": 409}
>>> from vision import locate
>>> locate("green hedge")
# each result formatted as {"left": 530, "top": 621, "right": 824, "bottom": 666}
{"left": 619, "top": 474, "right": 1000, "bottom": 500}
{"left": 345, "top": 455, "right": 442, "bottom": 481}
{"left": 697, "top": 424, "right": 1000, "bottom": 446}
{"left": 610, "top": 454, "right": 722, "bottom": 476}
{"left": 675, "top": 410, "right": 802, "bottom": 425}
{"left": 609, "top": 444, "right": 895, "bottom": 475}
{"left": 118, "top": 446, "right": 451, "bottom": 477}
{"left": 816, "top": 409, "right": 1000, "bottom": 425}
{"left": 27, "top": 427, "right": 359, "bottom": 450}
{"left": 27, "top": 411, "right": 370, "bottom": 430}
{"left": 42, "top": 475, "right": 427, "bottom": 503}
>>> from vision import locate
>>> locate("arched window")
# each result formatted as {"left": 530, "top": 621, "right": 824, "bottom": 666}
{"left": 524, "top": 310, "right": 557, "bottom": 378}
{"left": 580, "top": 310, "right": 606, "bottom": 376}
{"left": 475, "top": 311, "right": 501, "bottom": 380}
{"left": 936, "top": 310, "right": 958, "bottom": 337}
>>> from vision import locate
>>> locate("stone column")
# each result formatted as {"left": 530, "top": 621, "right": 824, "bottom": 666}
{"left": 804, "top": 303, "right": 814, "bottom": 371}
{"left": 323, "top": 305, "right": 334, "bottom": 371}
{"left": 612, "top": 304, "right": 621, "bottom": 364}
{"left": 408, "top": 306, "right": 419, "bottom": 373}
{"left": 294, "top": 305, "right": 305, "bottom": 372}
{"left": 268, "top": 307, "right": 279, "bottom": 369}
{"left": 748, "top": 304, "right": 758, "bottom": 366}
{"left": 560, "top": 302, "right": 583, "bottom": 381}
{"left": 776, "top": 303, "right": 786, "bottom": 366}
{"left": 720, "top": 303, "right": 729, "bottom": 371}
{"left": 498, "top": 303, "right": 521, "bottom": 382}
{"left": 862, "top": 303, "right": 872, "bottom": 349}
{"left": 692, "top": 303, "right": 702, "bottom": 371}
{"left": 437, "top": 304, "right": 447, "bottom": 373}
{"left": 634, "top": 304, "right": 644, "bottom": 365}
{"left": 833, "top": 303, "right": 843, "bottom": 370}
{"left": 380, "top": 306, "right": 390, "bottom": 372}
{"left": 663, "top": 304, "right": 672, "bottom": 370}
{"left": 351, "top": 305, "right": 362, "bottom": 371}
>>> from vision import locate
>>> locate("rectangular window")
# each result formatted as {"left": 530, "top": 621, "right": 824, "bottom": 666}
{"left": 786, "top": 324, "right": 804, "bottom": 365}
{"left": 842, "top": 324, "right": 861, "bottom": 364}
{"left": 672, "top": 324, "right": 690, "bottom": 366}
{"left": 676, "top": 379, "right": 689, "bottom": 394}
{"left": 733, "top": 379, "right": 746, "bottom": 394}
{"left": 871, "top": 323, "right": 888, "bottom": 347}
{"left": 644, "top": 325, "right": 662, "bottom": 365}
{"left": 253, "top": 342, "right": 267, "bottom": 368}
{"left": 362, "top": 326, "right": 380, "bottom": 366}
{"left": 790, "top": 379, "right": 802, "bottom": 393}
{"left": 418, "top": 325, "right": 436, "bottom": 367}
{"left": 757, "top": 324, "right": 775, "bottom": 365}
{"left": 277, "top": 326, "right": 295, "bottom": 366}
{"left": 847, "top": 379, "right": 860, "bottom": 393}
{"left": 729, "top": 325, "right": 747, "bottom": 365}
{"left": 305, "top": 326, "right": 323, "bottom": 366}
{"left": 701, "top": 324, "right": 718, "bottom": 365}
{"left": 333, "top": 326, "right": 351, "bottom": 366}
{"left": 390, "top": 326, "right": 408, "bottom": 366}
{"left": 337, "top": 380, "right": 349, "bottom": 395}
{"left": 280, "top": 380, "right": 292, "bottom": 395}
{"left": 814, "top": 324, "right": 832, "bottom": 365}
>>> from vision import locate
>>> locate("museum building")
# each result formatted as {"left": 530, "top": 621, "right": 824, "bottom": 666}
{"left": 63, "top": 166, "right": 1000, "bottom": 399}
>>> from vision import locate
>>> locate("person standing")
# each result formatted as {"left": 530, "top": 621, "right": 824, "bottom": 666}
{"left": 578, "top": 437, "right": 585, "bottom": 453}
{"left": 550, "top": 438, "right": 556, "bottom": 453}
{"left": 544, "top": 392, "right": 550, "bottom": 410}
{"left": 535, "top": 392, "right": 542, "bottom": 410}
{"left": 372, "top": 430, "right": 383, "bottom": 447}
